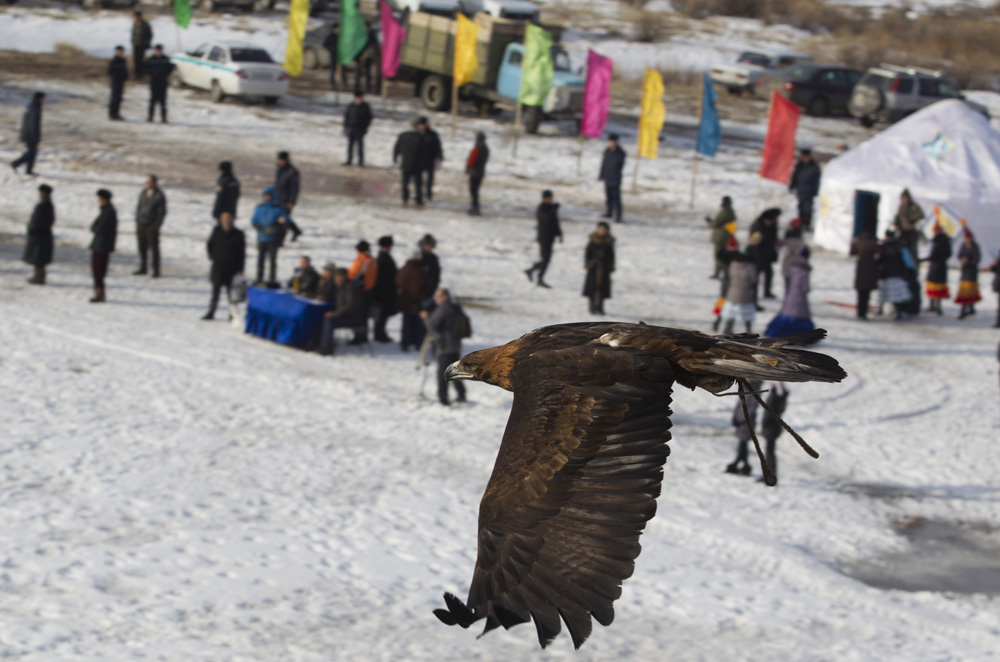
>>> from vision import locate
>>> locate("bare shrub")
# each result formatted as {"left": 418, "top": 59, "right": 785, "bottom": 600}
{"left": 631, "top": 8, "right": 675, "bottom": 43}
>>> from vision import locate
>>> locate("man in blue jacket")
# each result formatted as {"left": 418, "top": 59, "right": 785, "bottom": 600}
{"left": 251, "top": 186, "right": 287, "bottom": 285}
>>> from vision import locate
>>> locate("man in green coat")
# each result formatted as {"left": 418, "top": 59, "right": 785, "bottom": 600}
{"left": 707, "top": 195, "right": 736, "bottom": 279}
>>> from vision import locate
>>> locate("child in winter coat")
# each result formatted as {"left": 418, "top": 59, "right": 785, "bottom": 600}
{"left": 720, "top": 243, "right": 759, "bottom": 335}
{"left": 766, "top": 246, "right": 815, "bottom": 338}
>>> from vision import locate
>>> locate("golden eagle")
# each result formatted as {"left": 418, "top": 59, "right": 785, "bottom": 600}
{"left": 434, "top": 322, "right": 846, "bottom": 649}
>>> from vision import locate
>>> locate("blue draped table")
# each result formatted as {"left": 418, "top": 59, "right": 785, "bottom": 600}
{"left": 245, "top": 287, "right": 329, "bottom": 348}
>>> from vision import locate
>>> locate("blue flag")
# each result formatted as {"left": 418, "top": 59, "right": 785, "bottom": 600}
{"left": 696, "top": 75, "right": 721, "bottom": 157}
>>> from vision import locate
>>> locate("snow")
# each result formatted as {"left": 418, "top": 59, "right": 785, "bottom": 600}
{"left": 2, "top": 6, "right": 1000, "bottom": 662}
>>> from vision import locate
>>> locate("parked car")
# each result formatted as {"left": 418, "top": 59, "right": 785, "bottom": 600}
{"left": 848, "top": 64, "right": 990, "bottom": 126}
{"left": 709, "top": 51, "right": 812, "bottom": 96}
{"left": 459, "top": 0, "right": 539, "bottom": 20}
{"left": 169, "top": 41, "right": 289, "bottom": 104}
{"left": 753, "top": 63, "right": 862, "bottom": 116}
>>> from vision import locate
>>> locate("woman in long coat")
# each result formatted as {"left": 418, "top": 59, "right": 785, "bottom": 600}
{"left": 851, "top": 231, "right": 878, "bottom": 319}
{"left": 766, "top": 246, "right": 815, "bottom": 338}
{"left": 583, "top": 221, "right": 615, "bottom": 315}
{"left": 23, "top": 183, "right": 55, "bottom": 285}
{"left": 955, "top": 229, "right": 982, "bottom": 319}
{"left": 923, "top": 224, "right": 952, "bottom": 315}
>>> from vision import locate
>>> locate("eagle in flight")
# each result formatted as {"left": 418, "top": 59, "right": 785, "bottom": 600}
{"left": 433, "top": 322, "right": 846, "bottom": 649}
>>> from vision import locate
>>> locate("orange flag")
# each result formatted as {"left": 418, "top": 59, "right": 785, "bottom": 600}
{"left": 759, "top": 91, "right": 800, "bottom": 183}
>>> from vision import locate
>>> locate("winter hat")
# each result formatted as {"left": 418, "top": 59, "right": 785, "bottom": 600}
{"left": 721, "top": 195, "right": 732, "bottom": 206}
{"left": 475, "top": 131, "right": 486, "bottom": 143}
{"left": 277, "top": 151, "right": 290, "bottom": 161}
{"left": 760, "top": 207, "right": 781, "bottom": 221}
{"left": 218, "top": 160, "right": 232, "bottom": 173}
{"left": 420, "top": 233, "right": 436, "bottom": 248}
{"left": 542, "top": 189, "right": 553, "bottom": 199}
{"left": 33, "top": 91, "right": 45, "bottom": 101}
{"left": 415, "top": 116, "right": 428, "bottom": 127}
{"left": 261, "top": 185, "right": 277, "bottom": 197}
{"left": 378, "top": 235, "right": 394, "bottom": 248}
{"left": 323, "top": 262, "right": 336, "bottom": 273}
{"left": 96, "top": 188, "right": 112, "bottom": 200}
{"left": 154, "top": 44, "right": 163, "bottom": 51}
{"left": 789, "top": 217, "right": 803, "bottom": 230}
{"left": 608, "top": 133, "right": 620, "bottom": 141}
{"left": 38, "top": 184, "right": 52, "bottom": 195}
{"left": 356, "top": 240, "right": 371, "bottom": 253}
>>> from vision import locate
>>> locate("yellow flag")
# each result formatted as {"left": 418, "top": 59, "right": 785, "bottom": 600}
{"left": 637, "top": 69, "right": 665, "bottom": 160}
{"left": 454, "top": 14, "right": 481, "bottom": 88}
{"left": 283, "top": 0, "right": 310, "bottom": 77}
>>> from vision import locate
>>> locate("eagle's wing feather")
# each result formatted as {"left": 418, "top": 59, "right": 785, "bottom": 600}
{"left": 435, "top": 345, "right": 674, "bottom": 649}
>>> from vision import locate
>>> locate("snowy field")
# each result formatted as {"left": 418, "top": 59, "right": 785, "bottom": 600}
{"left": 2, "top": 6, "right": 1000, "bottom": 662}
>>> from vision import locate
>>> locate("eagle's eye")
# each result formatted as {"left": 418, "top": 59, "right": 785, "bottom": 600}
{"left": 465, "top": 364, "right": 478, "bottom": 371}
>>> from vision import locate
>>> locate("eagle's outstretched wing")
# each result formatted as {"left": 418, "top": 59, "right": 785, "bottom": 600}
{"left": 434, "top": 344, "right": 676, "bottom": 649}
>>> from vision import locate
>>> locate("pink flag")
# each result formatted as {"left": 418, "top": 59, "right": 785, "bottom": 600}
{"left": 580, "top": 50, "right": 613, "bottom": 139}
{"left": 380, "top": 0, "right": 406, "bottom": 79}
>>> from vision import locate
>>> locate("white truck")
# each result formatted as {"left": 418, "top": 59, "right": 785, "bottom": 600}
{"left": 710, "top": 51, "right": 812, "bottom": 96}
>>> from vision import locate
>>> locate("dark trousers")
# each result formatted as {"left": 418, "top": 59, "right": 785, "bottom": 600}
{"left": 437, "top": 351, "right": 466, "bottom": 404}
{"left": 373, "top": 303, "right": 393, "bottom": 341}
{"left": 12, "top": 142, "right": 38, "bottom": 174}
{"left": 110, "top": 82, "right": 124, "bottom": 119}
{"left": 207, "top": 279, "right": 233, "bottom": 317}
{"left": 321, "top": 316, "right": 357, "bottom": 353}
{"left": 797, "top": 195, "right": 815, "bottom": 230}
{"left": 759, "top": 263, "right": 775, "bottom": 297}
{"left": 136, "top": 224, "right": 160, "bottom": 274}
{"left": 531, "top": 241, "right": 554, "bottom": 281}
{"left": 91, "top": 251, "right": 110, "bottom": 290}
{"left": 857, "top": 288, "right": 872, "bottom": 319}
{"left": 469, "top": 175, "right": 482, "bottom": 211}
{"left": 330, "top": 61, "right": 349, "bottom": 90}
{"left": 423, "top": 165, "right": 435, "bottom": 200}
{"left": 764, "top": 434, "right": 778, "bottom": 478}
{"left": 605, "top": 184, "right": 622, "bottom": 221}
{"left": 401, "top": 171, "right": 423, "bottom": 204}
{"left": 148, "top": 87, "right": 167, "bottom": 122}
{"left": 133, "top": 48, "right": 145, "bottom": 78}
{"left": 401, "top": 312, "right": 426, "bottom": 351}
{"left": 256, "top": 242, "right": 279, "bottom": 284}
{"left": 346, "top": 128, "right": 365, "bottom": 165}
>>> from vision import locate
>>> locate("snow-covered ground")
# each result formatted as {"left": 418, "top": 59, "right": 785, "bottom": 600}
{"left": 2, "top": 7, "right": 1000, "bottom": 662}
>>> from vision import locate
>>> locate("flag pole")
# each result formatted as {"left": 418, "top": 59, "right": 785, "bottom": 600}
{"left": 383, "top": 78, "right": 388, "bottom": 112}
{"left": 689, "top": 75, "right": 706, "bottom": 209}
{"left": 451, "top": 83, "right": 458, "bottom": 140}
{"left": 577, "top": 134, "right": 584, "bottom": 177}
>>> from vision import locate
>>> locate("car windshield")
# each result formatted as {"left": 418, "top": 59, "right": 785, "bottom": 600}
{"left": 551, "top": 48, "right": 571, "bottom": 72}
{"left": 738, "top": 52, "right": 769, "bottom": 67}
{"left": 787, "top": 65, "right": 818, "bottom": 81}
{"left": 230, "top": 48, "right": 274, "bottom": 63}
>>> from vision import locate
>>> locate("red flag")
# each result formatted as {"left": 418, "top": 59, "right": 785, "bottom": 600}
{"left": 759, "top": 91, "right": 800, "bottom": 183}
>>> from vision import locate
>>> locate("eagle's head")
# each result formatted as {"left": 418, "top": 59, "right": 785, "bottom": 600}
{"left": 445, "top": 345, "right": 516, "bottom": 391}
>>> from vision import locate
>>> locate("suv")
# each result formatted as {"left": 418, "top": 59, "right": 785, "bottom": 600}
{"left": 848, "top": 64, "right": 989, "bottom": 127}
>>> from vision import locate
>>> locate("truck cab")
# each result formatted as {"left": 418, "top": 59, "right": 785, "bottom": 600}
{"left": 496, "top": 42, "right": 584, "bottom": 128}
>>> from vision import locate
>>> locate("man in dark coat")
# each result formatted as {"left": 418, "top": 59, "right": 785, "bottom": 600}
{"left": 524, "top": 190, "right": 562, "bottom": 288}
{"left": 273, "top": 151, "right": 302, "bottom": 241}
{"left": 322, "top": 23, "right": 348, "bottom": 91}
{"left": 108, "top": 46, "right": 129, "bottom": 121}
{"left": 393, "top": 122, "right": 424, "bottom": 205}
{"left": 419, "top": 233, "right": 440, "bottom": 293}
{"left": 213, "top": 161, "right": 240, "bottom": 222}
{"left": 320, "top": 268, "right": 364, "bottom": 355}
{"left": 372, "top": 235, "right": 399, "bottom": 343}
{"left": 851, "top": 231, "right": 878, "bottom": 320}
{"left": 145, "top": 44, "right": 174, "bottom": 123}
{"left": 422, "top": 288, "right": 467, "bottom": 406}
{"left": 131, "top": 11, "right": 152, "bottom": 79}
{"left": 343, "top": 91, "right": 373, "bottom": 166}
{"left": 599, "top": 134, "right": 626, "bottom": 223}
{"left": 287, "top": 255, "right": 320, "bottom": 297}
{"left": 788, "top": 149, "right": 821, "bottom": 231}
{"left": 90, "top": 189, "right": 118, "bottom": 303}
{"left": 465, "top": 132, "right": 489, "bottom": 216}
{"left": 583, "top": 221, "right": 615, "bottom": 314}
{"left": 23, "top": 184, "right": 55, "bottom": 285}
{"left": 759, "top": 383, "right": 789, "bottom": 482}
{"left": 418, "top": 117, "right": 443, "bottom": 202}
{"left": 133, "top": 174, "right": 167, "bottom": 277}
{"left": 203, "top": 212, "right": 246, "bottom": 321}
{"left": 11, "top": 92, "right": 44, "bottom": 175}
{"left": 749, "top": 207, "right": 781, "bottom": 300}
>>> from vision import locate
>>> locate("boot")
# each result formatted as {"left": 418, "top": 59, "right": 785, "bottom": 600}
{"left": 537, "top": 279, "right": 551, "bottom": 289}
{"left": 958, "top": 305, "right": 968, "bottom": 320}
{"left": 89, "top": 287, "right": 105, "bottom": 303}
{"left": 28, "top": 266, "right": 45, "bottom": 285}
{"left": 201, "top": 312, "right": 214, "bottom": 321}
{"left": 524, "top": 268, "right": 534, "bottom": 283}
{"left": 133, "top": 265, "right": 147, "bottom": 276}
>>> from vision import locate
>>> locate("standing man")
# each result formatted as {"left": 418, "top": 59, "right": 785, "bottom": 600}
{"left": 419, "top": 233, "right": 440, "bottom": 293}
{"left": 90, "top": 189, "right": 118, "bottom": 303}
{"left": 894, "top": 188, "right": 924, "bottom": 260}
{"left": 393, "top": 121, "right": 424, "bottom": 206}
{"left": 422, "top": 288, "right": 467, "bottom": 406}
{"left": 343, "top": 90, "right": 373, "bottom": 167}
{"left": 274, "top": 151, "right": 302, "bottom": 241}
{"left": 524, "top": 189, "right": 562, "bottom": 288}
{"left": 213, "top": 161, "right": 240, "bottom": 223}
{"left": 133, "top": 174, "right": 167, "bottom": 277}
{"left": 250, "top": 186, "right": 287, "bottom": 285}
{"left": 145, "top": 44, "right": 173, "bottom": 123}
{"left": 322, "top": 23, "right": 349, "bottom": 92}
{"left": 599, "top": 133, "right": 626, "bottom": 223}
{"left": 202, "top": 211, "right": 245, "bottom": 321}
{"left": 108, "top": 46, "right": 129, "bottom": 121}
{"left": 372, "top": 235, "right": 398, "bottom": 343}
{"left": 11, "top": 91, "right": 44, "bottom": 175}
{"left": 788, "top": 148, "right": 821, "bottom": 231}
{"left": 749, "top": 208, "right": 781, "bottom": 300}
{"left": 418, "top": 117, "right": 443, "bottom": 202}
{"left": 131, "top": 10, "right": 153, "bottom": 79}
{"left": 23, "top": 184, "right": 55, "bottom": 285}
{"left": 464, "top": 132, "right": 489, "bottom": 216}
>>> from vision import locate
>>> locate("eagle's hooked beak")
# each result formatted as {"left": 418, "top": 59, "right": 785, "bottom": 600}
{"left": 445, "top": 361, "right": 475, "bottom": 381}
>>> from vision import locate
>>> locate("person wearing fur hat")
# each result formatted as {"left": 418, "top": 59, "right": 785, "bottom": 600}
{"left": 250, "top": 186, "right": 287, "bottom": 286}
{"left": 89, "top": 189, "right": 118, "bottom": 303}
{"left": 372, "top": 235, "right": 398, "bottom": 343}
{"left": 599, "top": 134, "right": 626, "bottom": 223}
{"left": 525, "top": 190, "right": 562, "bottom": 288}
{"left": 749, "top": 207, "right": 781, "bottom": 300}
{"left": 583, "top": 221, "right": 615, "bottom": 314}
{"left": 419, "top": 233, "right": 440, "bottom": 293}
{"left": 706, "top": 195, "right": 736, "bottom": 279}
{"left": 720, "top": 239, "right": 759, "bottom": 334}
{"left": 23, "top": 183, "right": 55, "bottom": 285}
{"left": 465, "top": 132, "right": 489, "bottom": 216}
{"left": 922, "top": 223, "right": 952, "bottom": 315}
{"left": 348, "top": 239, "right": 378, "bottom": 343}
{"left": 765, "top": 245, "right": 815, "bottom": 337}
{"left": 107, "top": 46, "right": 129, "bottom": 121}
{"left": 955, "top": 229, "right": 982, "bottom": 319}
{"left": 213, "top": 161, "right": 240, "bottom": 222}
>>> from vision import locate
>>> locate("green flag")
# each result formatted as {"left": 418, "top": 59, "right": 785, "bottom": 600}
{"left": 174, "top": 0, "right": 191, "bottom": 29}
{"left": 338, "top": 0, "right": 369, "bottom": 66}
{"left": 519, "top": 24, "right": 553, "bottom": 106}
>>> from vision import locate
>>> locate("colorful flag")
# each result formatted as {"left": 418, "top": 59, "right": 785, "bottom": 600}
{"left": 173, "top": 0, "right": 192, "bottom": 29}
{"left": 283, "top": 0, "right": 310, "bottom": 77}
{"left": 380, "top": 0, "right": 406, "bottom": 79}
{"left": 454, "top": 14, "right": 481, "bottom": 88}
{"left": 580, "top": 49, "right": 612, "bottom": 139}
{"left": 519, "top": 24, "right": 553, "bottom": 106}
{"left": 637, "top": 69, "right": 665, "bottom": 160}
{"left": 696, "top": 74, "right": 721, "bottom": 157}
{"left": 338, "top": 0, "right": 369, "bottom": 66}
{"left": 759, "top": 91, "right": 800, "bottom": 183}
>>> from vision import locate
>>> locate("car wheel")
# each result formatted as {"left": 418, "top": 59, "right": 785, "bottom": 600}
{"left": 303, "top": 47, "right": 318, "bottom": 70}
{"left": 859, "top": 115, "right": 875, "bottom": 128}
{"left": 419, "top": 75, "right": 451, "bottom": 112}
{"left": 524, "top": 105, "right": 541, "bottom": 134}
{"left": 264, "top": 96, "right": 279, "bottom": 106}
{"left": 210, "top": 80, "right": 225, "bottom": 103}
{"left": 169, "top": 71, "right": 184, "bottom": 88}
{"left": 807, "top": 96, "right": 829, "bottom": 117}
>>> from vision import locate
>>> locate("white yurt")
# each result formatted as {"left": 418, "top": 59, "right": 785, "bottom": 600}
{"left": 814, "top": 99, "right": 1000, "bottom": 255}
